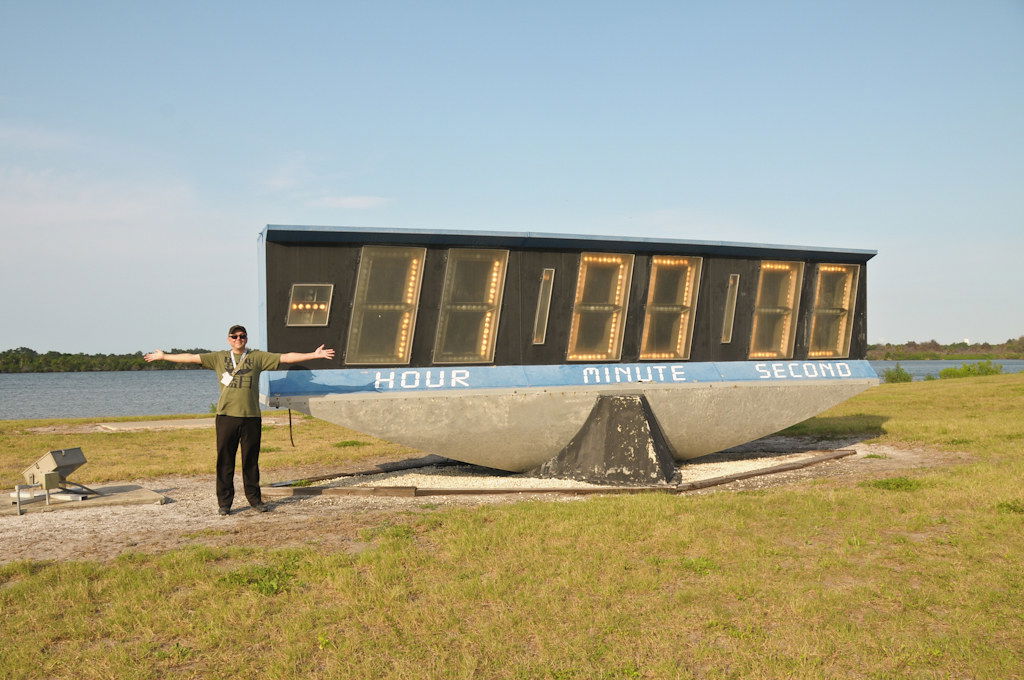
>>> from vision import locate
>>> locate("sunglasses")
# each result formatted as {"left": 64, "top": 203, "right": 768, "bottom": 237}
{"left": 229, "top": 334, "right": 247, "bottom": 340}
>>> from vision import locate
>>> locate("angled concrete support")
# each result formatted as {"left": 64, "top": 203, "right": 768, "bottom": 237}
{"left": 530, "top": 394, "right": 677, "bottom": 485}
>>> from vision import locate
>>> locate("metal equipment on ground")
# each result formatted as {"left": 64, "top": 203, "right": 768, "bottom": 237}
{"left": 12, "top": 447, "right": 101, "bottom": 514}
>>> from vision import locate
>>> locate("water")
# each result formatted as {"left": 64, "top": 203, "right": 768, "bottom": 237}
{"left": 869, "top": 359, "right": 1024, "bottom": 381}
{"left": 2, "top": 359, "right": 1023, "bottom": 420}
{"left": 0, "top": 370, "right": 219, "bottom": 420}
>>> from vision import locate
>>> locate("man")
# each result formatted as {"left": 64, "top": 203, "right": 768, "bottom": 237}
{"left": 145, "top": 325, "right": 335, "bottom": 515}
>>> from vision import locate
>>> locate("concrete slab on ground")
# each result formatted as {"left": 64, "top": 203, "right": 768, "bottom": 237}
{"left": 3, "top": 484, "right": 169, "bottom": 516}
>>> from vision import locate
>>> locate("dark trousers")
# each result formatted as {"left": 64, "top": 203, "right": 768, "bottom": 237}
{"left": 215, "top": 415, "right": 263, "bottom": 508}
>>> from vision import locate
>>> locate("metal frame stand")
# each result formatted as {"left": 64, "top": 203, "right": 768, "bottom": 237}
{"left": 60, "top": 481, "right": 101, "bottom": 496}
{"left": 11, "top": 480, "right": 100, "bottom": 515}
{"left": 12, "top": 483, "right": 52, "bottom": 515}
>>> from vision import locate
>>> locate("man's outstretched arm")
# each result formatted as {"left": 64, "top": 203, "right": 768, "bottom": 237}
{"left": 280, "top": 344, "right": 336, "bottom": 364}
{"left": 144, "top": 350, "right": 202, "bottom": 364}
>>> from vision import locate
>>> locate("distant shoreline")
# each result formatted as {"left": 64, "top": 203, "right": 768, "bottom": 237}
{"left": 867, "top": 352, "right": 1024, "bottom": 361}
{"left": 866, "top": 338, "right": 1023, "bottom": 361}
{"left": 0, "top": 367, "right": 205, "bottom": 374}
{"left": 1, "top": 347, "right": 211, "bottom": 373}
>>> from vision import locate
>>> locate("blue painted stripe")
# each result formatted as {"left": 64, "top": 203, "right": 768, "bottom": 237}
{"left": 260, "top": 360, "right": 877, "bottom": 397}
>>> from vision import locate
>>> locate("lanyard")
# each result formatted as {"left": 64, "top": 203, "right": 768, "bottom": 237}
{"left": 229, "top": 350, "right": 249, "bottom": 373}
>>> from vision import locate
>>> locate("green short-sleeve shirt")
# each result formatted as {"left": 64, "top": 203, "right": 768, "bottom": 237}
{"left": 200, "top": 350, "right": 282, "bottom": 417}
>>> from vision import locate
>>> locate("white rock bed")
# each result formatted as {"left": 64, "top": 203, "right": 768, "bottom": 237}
{"left": 678, "top": 450, "right": 821, "bottom": 482}
{"left": 317, "top": 450, "right": 822, "bottom": 490}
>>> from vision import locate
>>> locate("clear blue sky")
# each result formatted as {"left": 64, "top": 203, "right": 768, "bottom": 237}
{"left": 2, "top": 1, "right": 1021, "bottom": 353}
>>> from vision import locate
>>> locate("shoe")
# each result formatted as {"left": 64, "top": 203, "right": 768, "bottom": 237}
{"left": 252, "top": 503, "right": 271, "bottom": 513}
{"left": 218, "top": 507, "right": 231, "bottom": 516}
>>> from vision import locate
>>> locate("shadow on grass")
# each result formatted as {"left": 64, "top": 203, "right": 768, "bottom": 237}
{"left": 705, "top": 414, "right": 890, "bottom": 460}
{"left": 780, "top": 413, "right": 889, "bottom": 439}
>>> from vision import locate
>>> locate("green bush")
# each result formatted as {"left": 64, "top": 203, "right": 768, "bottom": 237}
{"left": 862, "top": 476, "right": 924, "bottom": 491}
{"left": 996, "top": 499, "right": 1024, "bottom": 514}
{"left": 222, "top": 564, "right": 296, "bottom": 595}
{"left": 882, "top": 363, "right": 913, "bottom": 383}
{"left": 938, "top": 360, "right": 1004, "bottom": 379}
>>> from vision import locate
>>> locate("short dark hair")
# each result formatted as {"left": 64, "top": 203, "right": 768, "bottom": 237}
{"left": 228, "top": 324, "right": 247, "bottom": 335}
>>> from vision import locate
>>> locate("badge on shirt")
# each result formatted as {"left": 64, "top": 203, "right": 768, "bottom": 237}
{"left": 221, "top": 372, "right": 233, "bottom": 386}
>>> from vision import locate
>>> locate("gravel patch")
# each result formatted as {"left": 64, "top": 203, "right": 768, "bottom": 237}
{"left": 316, "top": 450, "right": 826, "bottom": 490}
{"left": 321, "top": 465, "right": 607, "bottom": 490}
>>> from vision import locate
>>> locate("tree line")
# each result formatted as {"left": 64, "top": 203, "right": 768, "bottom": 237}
{"left": 866, "top": 337, "right": 1024, "bottom": 360}
{"left": 0, "top": 347, "right": 212, "bottom": 373}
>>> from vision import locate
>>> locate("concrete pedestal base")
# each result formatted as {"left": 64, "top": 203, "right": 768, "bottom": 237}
{"left": 530, "top": 395, "right": 676, "bottom": 485}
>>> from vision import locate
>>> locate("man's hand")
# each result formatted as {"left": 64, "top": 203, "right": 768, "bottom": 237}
{"left": 144, "top": 350, "right": 166, "bottom": 362}
{"left": 313, "top": 344, "right": 336, "bottom": 361}
{"left": 280, "top": 345, "right": 336, "bottom": 364}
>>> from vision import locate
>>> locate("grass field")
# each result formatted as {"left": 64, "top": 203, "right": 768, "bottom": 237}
{"left": 2, "top": 375, "right": 1023, "bottom": 679}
